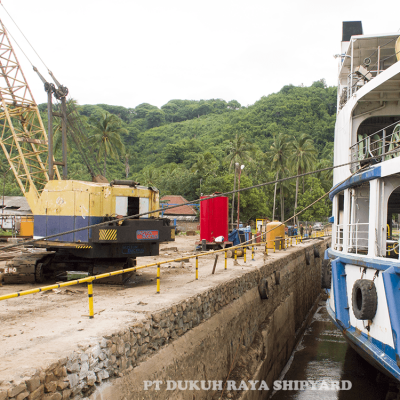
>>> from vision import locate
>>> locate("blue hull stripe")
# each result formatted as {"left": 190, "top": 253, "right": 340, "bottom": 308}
{"left": 382, "top": 266, "right": 400, "bottom": 366}
{"left": 327, "top": 301, "right": 400, "bottom": 381}
{"left": 331, "top": 258, "right": 350, "bottom": 329}
{"left": 329, "top": 166, "right": 381, "bottom": 200}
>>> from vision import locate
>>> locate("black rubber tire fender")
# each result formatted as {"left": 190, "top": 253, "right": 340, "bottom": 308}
{"left": 321, "top": 259, "right": 331, "bottom": 289}
{"left": 258, "top": 277, "right": 269, "bottom": 299}
{"left": 352, "top": 279, "right": 378, "bottom": 320}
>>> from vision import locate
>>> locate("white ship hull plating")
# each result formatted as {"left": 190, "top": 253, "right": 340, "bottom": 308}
{"left": 327, "top": 24, "right": 400, "bottom": 382}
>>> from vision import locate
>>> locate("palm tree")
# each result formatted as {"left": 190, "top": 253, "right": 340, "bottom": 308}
{"left": 315, "top": 143, "right": 333, "bottom": 192}
{"left": 267, "top": 133, "right": 289, "bottom": 221}
{"left": 139, "top": 166, "right": 160, "bottom": 187}
{"left": 89, "top": 112, "right": 126, "bottom": 178}
{"left": 225, "top": 133, "right": 253, "bottom": 228}
{"left": 289, "top": 134, "right": 317, "bottom": 224}
{"left": 52, "top": 99, "right": 80, "bottom": 153}
{"left": 225, "top": 133, "right": 253, "bottom": 170}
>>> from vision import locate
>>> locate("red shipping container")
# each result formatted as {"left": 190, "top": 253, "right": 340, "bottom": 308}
{"left": 200, "top": 195, "right": 228, "bottom": 242}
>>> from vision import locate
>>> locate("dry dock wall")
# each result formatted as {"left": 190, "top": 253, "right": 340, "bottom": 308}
{"left": 0, "top": 239, "right": 329, "bottom": 400}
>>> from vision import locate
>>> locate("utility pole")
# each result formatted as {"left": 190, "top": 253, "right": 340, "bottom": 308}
{"left": 236, "top": 165, "right": 245, "bottom": 229}
{"left": 231, "top": 162, "right": 239, "bottom": 231}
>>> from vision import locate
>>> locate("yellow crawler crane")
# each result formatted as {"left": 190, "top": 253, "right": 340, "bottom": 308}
{"left": 0, "top": 20, "right": 173, "bottom": 284}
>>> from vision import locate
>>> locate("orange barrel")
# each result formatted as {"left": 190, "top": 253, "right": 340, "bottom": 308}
{"left": 266, "top": 221, "right": 285, "bottom": 249}
{"left": 20, "top": 216, "right": 34, "bottom": 237}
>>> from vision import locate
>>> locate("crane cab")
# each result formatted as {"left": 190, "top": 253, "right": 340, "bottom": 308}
{"left": 31, "top": 180, "right": 174, "bottom": 259}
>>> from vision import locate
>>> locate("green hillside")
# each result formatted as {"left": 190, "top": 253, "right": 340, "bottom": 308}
{"left": 2, "top": 79, "right": 336, "bottom": 223}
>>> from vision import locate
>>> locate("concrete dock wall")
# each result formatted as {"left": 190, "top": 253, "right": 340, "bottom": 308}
{"left": 95, "top": 239, "right": 328, "bottom": 400}
{"left": 0, "top": 239, "right": 328, "bottom": 400}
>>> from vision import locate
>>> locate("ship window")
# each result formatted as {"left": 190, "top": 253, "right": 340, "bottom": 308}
{"left": 386, "top": 186, "right": 400, "bottom": 259}
{"left": 335, "top": 193, "right": 344, "bottom": 250}
{"left": 338, "top": 194, "right": 344, "bottom": 212}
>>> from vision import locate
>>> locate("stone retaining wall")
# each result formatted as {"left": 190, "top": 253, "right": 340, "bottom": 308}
{"left": 0, "top": 239, "right": 329, "bottom": 400}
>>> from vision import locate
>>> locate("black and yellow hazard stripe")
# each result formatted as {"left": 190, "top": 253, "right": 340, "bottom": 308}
{"left": 99, "top": 229, "right": 117, "bottom": 241}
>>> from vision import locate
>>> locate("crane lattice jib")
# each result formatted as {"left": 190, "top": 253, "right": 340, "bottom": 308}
{"left": 0, "top": 20, "right": 60, "bottom": 202}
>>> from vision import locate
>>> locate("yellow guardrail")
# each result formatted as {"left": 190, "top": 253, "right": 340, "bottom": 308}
{"left": 0, "top": 230, "right": 328, "bottom": 318}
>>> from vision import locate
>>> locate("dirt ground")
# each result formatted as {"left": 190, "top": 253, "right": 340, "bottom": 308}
{"left": 0, "top": 235, "right": 313, "bottom": 382}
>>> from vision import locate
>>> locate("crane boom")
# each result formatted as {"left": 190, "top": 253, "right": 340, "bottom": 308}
{"left": 0, "top": 20, "right": 60, "bottom": 208}
{"left": 0, "top": 16, "right": 174, "bottom": 286}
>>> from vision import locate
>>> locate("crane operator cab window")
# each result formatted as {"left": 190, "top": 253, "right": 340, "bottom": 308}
{"left": 115, "top": 197, "right": 149, "bottom": 219}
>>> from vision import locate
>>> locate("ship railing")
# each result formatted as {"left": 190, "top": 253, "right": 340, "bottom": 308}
{"left": 347, "top": 222, "right": 369, "bottom": 254}
{"left": 345, "top": 37, "right": 399, "bottom": 101}
{"left": 350, "top": 120, "right": 400, "bottom": 172}
{"left": 334, "top": 224, "right": 344, "bottom": 251}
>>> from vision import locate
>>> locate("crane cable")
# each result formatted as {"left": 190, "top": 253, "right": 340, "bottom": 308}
{"left": 0, "top": 19, "right": 33, "bottom": 67}
{"left": 0, "top": 147, "right": 398, "bottom": 253}
{"left": 1, "top": 4, "right": 104, "bottom": 179}
{"left": 0, "top": 2, "right": 50, "bottom": 71}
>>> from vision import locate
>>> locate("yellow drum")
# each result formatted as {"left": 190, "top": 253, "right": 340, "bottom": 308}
{"left": 20, "top": 216, "right": 34, "bottom": 237}
{"left": 266, "top": 221, "right": 285, "bottom": 249}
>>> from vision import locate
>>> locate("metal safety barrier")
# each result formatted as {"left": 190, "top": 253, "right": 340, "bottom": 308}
{"left": 0, "top": 230, "right": 328, "bottom": 318}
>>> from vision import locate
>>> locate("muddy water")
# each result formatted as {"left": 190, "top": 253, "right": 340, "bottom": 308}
{"left": 271, "top": 300, "right": 390, "bottom": 400}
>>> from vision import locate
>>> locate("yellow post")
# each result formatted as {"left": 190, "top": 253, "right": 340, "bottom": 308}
{"left": 196, "top": 256, "right": 199, "bottom": 279}
{"left": 234, "top": 249, "right": 237, "bottom": 261}
{"left": 88, "top": 281, "right": 94, "bottom": 319}
{"left": 157, "top": 263, "right": 161, "bottom": 293}
{"left": 279, "top": 241, "right": 281, "bottom": 251}
{"left": 244, "top": 247, "right": 247, "bottom": 263}
{"left": 273, "top": 240, "right": 276, "bottom": 253}
{"left": 252, "top": 245, "right": 255, "bottom": 261}
{"left": 224, "top": 251, "right": 227, "bottom": 269}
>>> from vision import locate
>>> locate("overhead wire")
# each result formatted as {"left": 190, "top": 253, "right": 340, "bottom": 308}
{"left": 0, "top": 147, "right": 398, "bottom": 253}
{"left": 0, "top": 5, "right": 397, "bottom": 254}
{"left": 0, "top": 21, "right": 33, "bottom": 66}
{"left": 1, "top": 2, "right": 50, "bottom": 71}
{"left": 1, "top": 3, "right": 105, "bottom": 179}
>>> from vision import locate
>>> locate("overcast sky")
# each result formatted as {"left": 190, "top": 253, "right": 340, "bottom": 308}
{"left": 1, "top": 0, "right": 399, "bottom": 110}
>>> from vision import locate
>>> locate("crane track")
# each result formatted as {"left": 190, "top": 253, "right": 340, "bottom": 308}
{"left": 3, "top": 252, "right": 53, "bottom": 284}
{"left": 2, "top": 252, "right": 136, "bottom": 285}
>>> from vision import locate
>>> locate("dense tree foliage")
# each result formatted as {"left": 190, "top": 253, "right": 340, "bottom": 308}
{"left": 1, "top": 80, "right": 336, "bottom": 224}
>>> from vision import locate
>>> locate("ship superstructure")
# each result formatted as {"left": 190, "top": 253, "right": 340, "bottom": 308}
{"left": 326, "top": 21, "right": 400, "bottom": 381}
